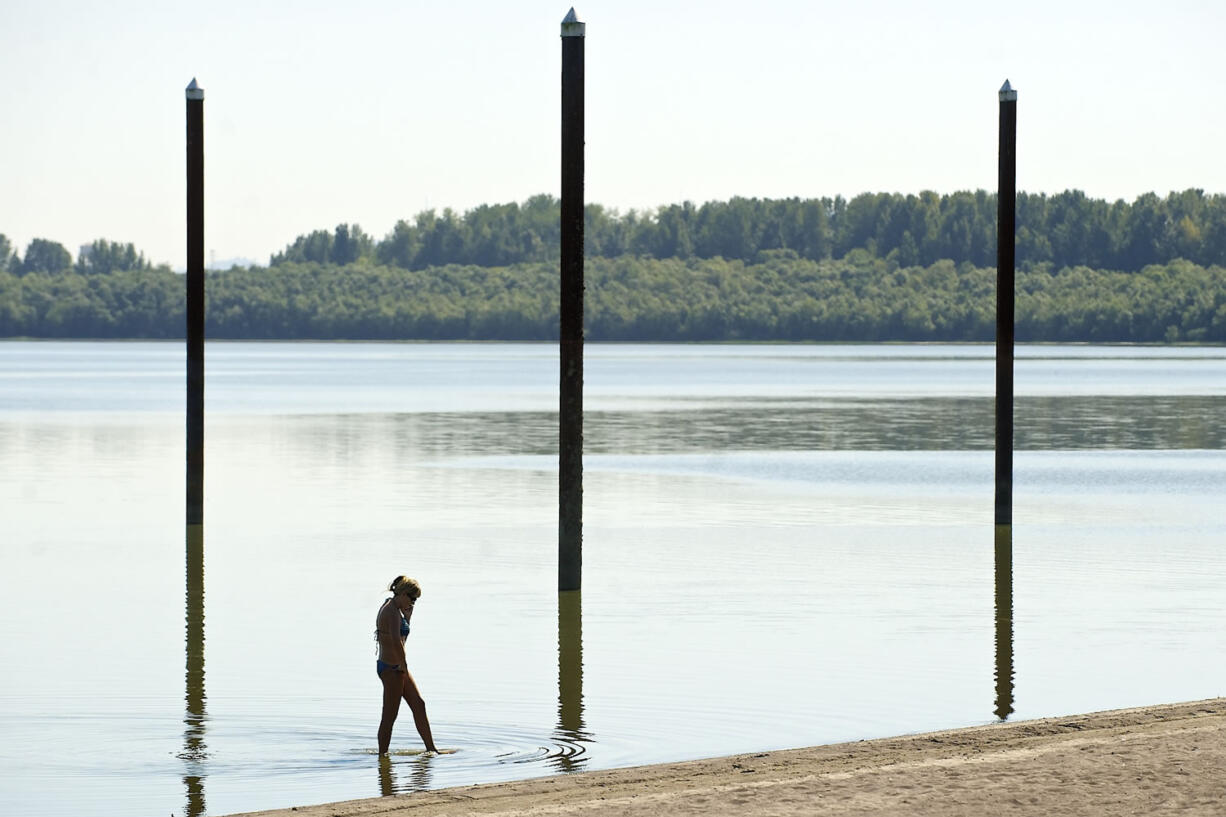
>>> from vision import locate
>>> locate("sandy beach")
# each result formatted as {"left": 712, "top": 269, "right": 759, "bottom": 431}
{"left": 227, "top": 698, "right": 1225, "bottom": 817}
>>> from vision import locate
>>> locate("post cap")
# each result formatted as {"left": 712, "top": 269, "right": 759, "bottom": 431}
{"left": 999, "top": 79, "right": 1017, "bottom": 102}
{"left": 185, "top": 78, "right": 205, "bottom": 101}
{"left": 561, "top": 7, "right": 585, "bottom": 37}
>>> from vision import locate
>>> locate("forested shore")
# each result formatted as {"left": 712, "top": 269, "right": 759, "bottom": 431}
{"left": 3, "top": 190, "right": 1225, "bottom": 343}
{"left": 3, "top": 254, "right": 1223, "bottom": 343}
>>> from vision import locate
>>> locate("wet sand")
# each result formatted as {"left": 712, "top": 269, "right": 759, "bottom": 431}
{"left": 227, "top": 698, "right": 1226, "bottom": 817}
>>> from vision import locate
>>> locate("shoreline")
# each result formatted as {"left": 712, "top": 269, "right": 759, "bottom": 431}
{"left": 5, "top": 338, "right": 1226, "bottom": 347}
{"left": 226, "top": 698, "right": 1226, "bottom": 816}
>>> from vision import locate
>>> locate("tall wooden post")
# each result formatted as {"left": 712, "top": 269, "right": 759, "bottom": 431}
{"left": 559, "top": 9, "right": 585, "bottom": 592}
{"left": 186, "top": 78, "right": 205, "bottom": 530}
{"left": 995, "top": 79, "right": 1016, "bottom": 530}
{"left": 993, "top": 80, "right": 1017, "bottom": 722}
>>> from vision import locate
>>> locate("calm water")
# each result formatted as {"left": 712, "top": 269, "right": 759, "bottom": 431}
{"left": 2, "top": 341, "right": 1225, "bottom": 817}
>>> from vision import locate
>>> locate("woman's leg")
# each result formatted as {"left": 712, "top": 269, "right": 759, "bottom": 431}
{"left": 400, "top": 670, "right": 438, "bottom": 752}
{"left": 377, "top": 668, "right": 403, "bottom": 755}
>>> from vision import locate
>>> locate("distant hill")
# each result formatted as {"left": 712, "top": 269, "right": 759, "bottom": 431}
{"left": 209, "top": 256, "right": 259, "bottom": 271}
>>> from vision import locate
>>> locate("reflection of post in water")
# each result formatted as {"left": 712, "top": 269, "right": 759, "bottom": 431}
{"left": 553, "top": 590, "right": 590, "bottom": 772}
{"left": 183, "top": 525, "right": 208, "bottom": 817}
{"left": 994, "top": 525, "right": 1015, "bottom": 721}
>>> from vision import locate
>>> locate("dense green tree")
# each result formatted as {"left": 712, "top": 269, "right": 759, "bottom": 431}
{"left": 271, "top": 224, "right": 373, "bottom": 266}
{"left": 271, "top": 229, "right": 333, "bottom": 264}
{"left": 266, "top": 189, "right": 1225, "bottom": 273}
{"left": 375, "top": 219, "right": 421, "bottom": 268}
{"left": 1124, "top": 192, "right": 1170, "bottom": 269}
{"left": 19, "top": 238, "right": 72, "bottom": 274}
{"left": 331, "top": 224, "right": 373, "bottom": 265}
{"left": 4, "top": 255, "right": 1224, "bottom": 343}
{"left": 76, "top": 239, "right": 151, "bottom": 274}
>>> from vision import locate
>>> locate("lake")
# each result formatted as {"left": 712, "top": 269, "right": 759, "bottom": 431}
{"left": 1, "top": 341, "right": 1224, "bottom": 817}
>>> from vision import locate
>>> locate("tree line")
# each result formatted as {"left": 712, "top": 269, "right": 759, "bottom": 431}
{"left": 3, "top": 254, "right": 1224, "bottom": 344}
{"left": 3, "top": 189, "right": 1223, "bottom": 343}
{"left": 6, "top": 189, "right": 1224, "bottom": 277}
{"left": 264, "top": 189, "right": 1226, "bottom": 273}
{"left": 0, "top": 236, "right": 157, "bottom": 276}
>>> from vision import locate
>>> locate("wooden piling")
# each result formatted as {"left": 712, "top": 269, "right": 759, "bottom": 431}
{"left": 994, "top": 80, "right": 1017, "bottom": 722}
{"left": 995, "top": 80, "right": 1016, "bottom": 530}
{"left": 559, "top": 9, "right": 585, "bottom": 592}
{"left": 185, "top": 78, "right": 205, "bottom": 529}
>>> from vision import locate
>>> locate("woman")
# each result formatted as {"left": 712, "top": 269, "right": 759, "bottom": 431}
{"left": 376, "top": 575, "right": 438, "bottom": 755}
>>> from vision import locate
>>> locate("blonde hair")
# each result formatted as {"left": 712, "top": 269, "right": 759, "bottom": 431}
{"left": 388, "top": 575, "right": 422, "bottom": 600}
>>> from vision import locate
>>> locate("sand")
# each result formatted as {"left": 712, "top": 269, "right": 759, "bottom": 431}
{"left": 226, "top": 698, "right": 1226, "bottom": 817}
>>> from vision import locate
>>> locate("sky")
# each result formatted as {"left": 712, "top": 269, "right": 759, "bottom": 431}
{"left": 2, "top": 0, "right": 1224, "bottom": 268}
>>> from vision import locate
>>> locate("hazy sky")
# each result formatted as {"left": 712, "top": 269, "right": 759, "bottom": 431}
{"left": 2, "top": 0, "right": 1223, "bottom": 267}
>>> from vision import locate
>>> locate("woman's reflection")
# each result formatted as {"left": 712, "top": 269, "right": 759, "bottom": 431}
{"left": 378, "top": 750, "right": 434, "bottom": 795}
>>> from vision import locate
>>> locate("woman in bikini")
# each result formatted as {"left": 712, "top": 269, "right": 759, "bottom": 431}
{"left": 376, "top": 575, "right": 438, "bottom": 755}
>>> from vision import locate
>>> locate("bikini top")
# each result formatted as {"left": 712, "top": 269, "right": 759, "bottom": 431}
{"left": 374, "top": 601, "right": 411, "bottom": 641}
